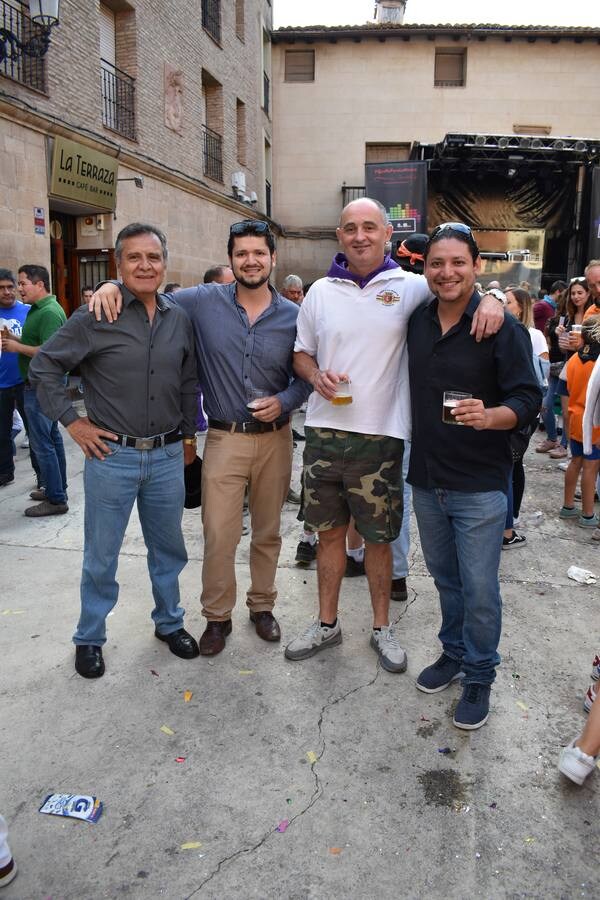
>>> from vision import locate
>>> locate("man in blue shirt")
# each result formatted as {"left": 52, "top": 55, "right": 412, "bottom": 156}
{"left": 0, "top": 268, "right": 40, "bottom": 488}
{"left": 91, "top": 221, "right": 310, "bottom": 656}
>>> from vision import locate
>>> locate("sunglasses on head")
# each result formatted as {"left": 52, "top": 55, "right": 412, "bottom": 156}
{"left": 429, "top": 222, "right": 474, "bottom": 240}
{"left": 570, "top": 276, "right": 586, "bottom": 284}
{"left": 229, "top": 220, "right": 271, "bottom": 236}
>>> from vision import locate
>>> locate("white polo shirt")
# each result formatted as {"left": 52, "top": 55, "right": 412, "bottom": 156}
{"left": 294, "top": 268, "right": 431, "bottom": 439}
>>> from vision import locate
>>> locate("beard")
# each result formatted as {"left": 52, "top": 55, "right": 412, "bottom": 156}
{"left": 234, "top": 271, "right": 271, "bottom": 290}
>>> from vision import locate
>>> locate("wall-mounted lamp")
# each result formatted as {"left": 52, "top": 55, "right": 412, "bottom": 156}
{"left": 118, "top": 176, "right": 144, "bottom": 189}
{"left": 0, "top": 0, "right": 60, "bottom": 63}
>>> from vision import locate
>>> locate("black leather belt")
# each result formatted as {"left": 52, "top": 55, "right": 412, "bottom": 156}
{"left": 208, "top": 417, "right": 289, "bottom": 434}
{"left": 105, "top": 428, "right": 182, "bottom": 450}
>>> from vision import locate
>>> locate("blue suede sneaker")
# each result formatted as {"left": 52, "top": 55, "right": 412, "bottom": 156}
{"left": 416, "top": 653, "right": 464, "bottom": 693}
{"left": 453, "top": 683, "right": 491, "bottom": 730}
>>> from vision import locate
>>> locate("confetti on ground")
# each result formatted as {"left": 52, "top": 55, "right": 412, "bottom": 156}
{"left": 150, "top": 670, "right": 159, "bottom": 677}
{"left": 2, "top": 609, "right": 25, "bottom": 615}
{"left": 160, "top": 725, "right": 175, "bottom": 736}
{"left": 516, "top": 701, "right": 528, "bottom": 712}
{"left": 286, "top": 798, "right": 292, "bottom": 805}
{"left": 419, "top": 715, "right": 430, "bottom": 722}
{"left": 489, "top": 802, "right": 498, "bottom": 809}
{"left": 175, "top": 757, "right": 186, "bottom": 763}
{"left": 184, "top": 691, "right": 193, "bottom": 703}
{"left": 306, "top": 751, "right": 318, "bottom": 764}
{"left": 276, "top": 820, "right": 289, "bottom": 833}
{"left": 180, "top": 842, "right": 202, "bottom": 850}
{"left": 329, "top": 847, "right": 342, "bottom": 855}
{"left": 475, "top": 852, "right": 481, "bottom": 859}
{"left": 512, "top": 673, "right": 520, "bottom": 679}
{"left": 239, "top": 670, "right": 254, "bottom": 675}
{"left": 524, "top": 837, "right": 535, "bottom": 844}
{"left": 438, "top": 747, "right": 453, "bottom": 755}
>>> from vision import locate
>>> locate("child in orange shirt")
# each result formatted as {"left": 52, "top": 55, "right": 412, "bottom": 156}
{"left": 559, "top": 315, "right": 600, "bottom": 526}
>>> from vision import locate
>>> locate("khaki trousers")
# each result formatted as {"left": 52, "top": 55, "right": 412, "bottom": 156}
{"left": 200, "top": 424, "right": 293, "bottom": 621}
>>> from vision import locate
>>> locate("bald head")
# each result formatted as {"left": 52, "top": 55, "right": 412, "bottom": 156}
{"left": 336, "top": 197, "right": 393, "bottom": 278}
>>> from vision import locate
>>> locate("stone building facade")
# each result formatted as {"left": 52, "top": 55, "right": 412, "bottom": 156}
{"left": 271, "top": 22, "right": 600, "bottom": 285}
{"left": 0, "top": 0, "right": 273, "bottom": 312}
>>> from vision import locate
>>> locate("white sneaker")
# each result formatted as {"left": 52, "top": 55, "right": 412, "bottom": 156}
{"left": 284, "top": 619, "right": 342, "bottom": 660}
{"left": 370, "top": 625, "right": 407, "bottom": 673}
{"left": 558, "top": 740, "right": 599, "bottom": 785}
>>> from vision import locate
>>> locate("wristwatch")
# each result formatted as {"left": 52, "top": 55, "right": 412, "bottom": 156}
{"left": 182, "top": 436, "right": 197, "bottom": 446}
{"left": 483, "top": 288, "right": 507, "bottom": 304}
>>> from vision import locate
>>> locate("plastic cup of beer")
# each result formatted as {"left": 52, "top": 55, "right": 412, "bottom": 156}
{"left": 247, "top": 388, "right": 269, "bottom": 410}
{"left": 571, "top": 324, "right": 583, "bottom": 334}
{"left": 442, "top": 390, "right": 472, "bottom": 425}
{"left": 332, "top": 377, "right": 352, "bottom": 406}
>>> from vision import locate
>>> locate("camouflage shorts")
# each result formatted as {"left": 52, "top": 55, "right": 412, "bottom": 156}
{"left": 301, "top": 427, "right": 404, "bottom": 544}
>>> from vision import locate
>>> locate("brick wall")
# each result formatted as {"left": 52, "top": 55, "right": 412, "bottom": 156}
{"left": 0, "top": 0, "right": 271, "bottom": 208}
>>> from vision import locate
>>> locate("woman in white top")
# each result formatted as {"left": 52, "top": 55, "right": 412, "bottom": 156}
{"left": 503, "top": 287, "right": 549, "bottom": 547}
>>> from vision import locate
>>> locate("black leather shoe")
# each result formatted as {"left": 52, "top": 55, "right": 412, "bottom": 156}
{"left": 249, "top": 611, "right": 281, "bottom": 642}
{"left": 155, "top": 627, "right": 200, "bottom": 659}
{"left": 199, "top": 620, "right": 232, "bottom": 656}
{"left": 75, "top": 645, "right": 105, "bottom": 678}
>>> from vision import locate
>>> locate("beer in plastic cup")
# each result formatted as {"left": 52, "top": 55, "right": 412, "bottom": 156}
{"left": 442, "top": 391, "right": 472, "bottom": 425}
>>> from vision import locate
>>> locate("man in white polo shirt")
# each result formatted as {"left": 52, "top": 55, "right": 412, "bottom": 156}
{"left": 285, "top": 198, "right": 503, "bottom": 671}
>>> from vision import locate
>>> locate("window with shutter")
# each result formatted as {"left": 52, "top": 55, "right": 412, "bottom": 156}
{"left": 434, "top": 49, "right": 466, "bottom": 87}
{"left": 284, "top": 50, "right": 315, "bottom": 83}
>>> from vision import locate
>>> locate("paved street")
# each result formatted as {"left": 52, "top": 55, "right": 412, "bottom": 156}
{"left": 1, "top": 416, "right": 598, "bottom": 899}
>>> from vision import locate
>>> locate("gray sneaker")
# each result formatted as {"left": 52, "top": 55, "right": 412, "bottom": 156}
{"left": 370, "top": 625, "right": 407, "bottom": 673}
{"left": 284, "top": 620, "right": 342, "bottom": 660}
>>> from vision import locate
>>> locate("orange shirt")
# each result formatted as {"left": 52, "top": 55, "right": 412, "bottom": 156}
{"left": 583, "top": 303, "right": 600, "bottom": 321}
{"left": 566, "top": 353, "right": 600, "bottom": 443}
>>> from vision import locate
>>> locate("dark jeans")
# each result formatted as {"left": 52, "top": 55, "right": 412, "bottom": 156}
{"left": 23, "top": 385, "right": 67, "bottom": 503}
{"left": 0, "top": 382, "right": 41, "bottom": 482}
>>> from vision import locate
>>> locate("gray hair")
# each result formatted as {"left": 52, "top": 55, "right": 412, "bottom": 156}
{"left": 282, "top": 274, "right": 303, "bottom": 291}
{"left": 339, "top": 197, "right": 390, "bottom": 227}
{"left": 115, "top": 222, "right": 168, "bottom": 264}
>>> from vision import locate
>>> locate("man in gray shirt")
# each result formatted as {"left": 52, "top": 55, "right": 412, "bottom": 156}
{"left": 29, "top": 223, "right": 200, "bottom": 679}
{"left": 92, "top": 220, "right": 310, "bottom": 656}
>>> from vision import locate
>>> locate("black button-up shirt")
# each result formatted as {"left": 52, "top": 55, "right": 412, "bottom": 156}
{"left": 29, "top": 286, "right": 197, "bottom": 437}
{"left": 407, "top": 292, "right": 542, "bottom": 493}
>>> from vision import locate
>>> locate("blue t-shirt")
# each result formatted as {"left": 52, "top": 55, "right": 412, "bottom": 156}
{"left": 0, "top": 301, "right": 30, "bottom": 387}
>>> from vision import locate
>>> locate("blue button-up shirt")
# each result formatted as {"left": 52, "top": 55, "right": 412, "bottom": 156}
{"left": 169, "top": 282, "right": 310, "bottom": 423}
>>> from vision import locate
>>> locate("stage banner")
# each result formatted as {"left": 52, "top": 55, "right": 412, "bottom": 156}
{"left": 588, "top": 167, "right": 600, "bottom": 261}
{"left": 365, "top": 161, "right": 427, "bottom": 237}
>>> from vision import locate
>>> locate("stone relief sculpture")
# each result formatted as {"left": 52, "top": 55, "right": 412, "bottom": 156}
{"left": 165, "top": 63, "right": 184, "bottom": 134}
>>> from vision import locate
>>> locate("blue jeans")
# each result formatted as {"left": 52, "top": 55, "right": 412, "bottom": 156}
{"left": 23, "top": 385, "right": 67, "bottom": 503}
{"left": 541, "top": 374, "right": 567, "bottom": 445}
{"left": 0, "top": 382, "right": 40, "bottom": 481}
{"left": 391, "top": 439, "right": 412, "bottom": 578}
{"left": 74, "top": 441, "right": 188, "bottom": 645}
{"left": 412, "top": 486, "right": 506, "bottom": 685}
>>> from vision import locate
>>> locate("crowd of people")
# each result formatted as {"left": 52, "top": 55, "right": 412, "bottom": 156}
{"left": 1, "top": 207, "right": 599, "bottom": 886}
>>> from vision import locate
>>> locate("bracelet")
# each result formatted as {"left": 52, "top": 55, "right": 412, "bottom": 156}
{"left": 182, "top": 437, "right": 197, "bottom": 446}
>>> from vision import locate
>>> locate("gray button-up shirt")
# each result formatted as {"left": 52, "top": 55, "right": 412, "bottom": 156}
{"left": 29, "top": 286, "right": 198, "bottom": 437}
{"left": 169, "top": 282, "right": 310, "bottom": 423}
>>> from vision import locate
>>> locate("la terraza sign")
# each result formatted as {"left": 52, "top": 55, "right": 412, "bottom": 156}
{"left": 50, "top": 137, "right": 118, "bottom": 211}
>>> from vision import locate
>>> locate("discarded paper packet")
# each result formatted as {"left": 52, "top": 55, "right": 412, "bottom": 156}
{"left": 567, "top": 565, "right": 597, "bottom": 585}
{"left": 39, "top": 793, "right": 103, "bottom": 823}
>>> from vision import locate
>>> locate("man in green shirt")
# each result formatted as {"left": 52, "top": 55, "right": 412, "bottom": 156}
{"left": 3, "top": 265, "right": 68, "bottom": 516}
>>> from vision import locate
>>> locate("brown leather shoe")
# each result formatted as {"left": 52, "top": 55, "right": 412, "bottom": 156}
{"left": 199, "top": 620, "right": 232, "bottom": 656}
{"left": 249, "top": 611, "right": 281, "bottom": 642}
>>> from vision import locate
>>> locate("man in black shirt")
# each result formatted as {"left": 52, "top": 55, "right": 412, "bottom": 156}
{"left": 408, "top": 223, "right": 541, "bottom": 730}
